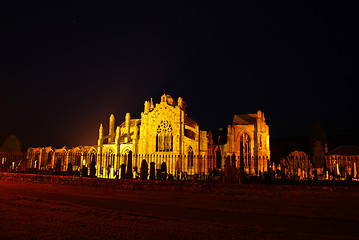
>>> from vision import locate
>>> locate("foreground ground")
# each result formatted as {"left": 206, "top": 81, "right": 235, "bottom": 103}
{"left": 1, "top": 179, "right": 359, "bottom": 239}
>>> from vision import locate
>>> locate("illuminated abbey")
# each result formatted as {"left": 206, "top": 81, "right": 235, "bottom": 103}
{"left": 27, "top": 94, "right": 270, "bottom": 178}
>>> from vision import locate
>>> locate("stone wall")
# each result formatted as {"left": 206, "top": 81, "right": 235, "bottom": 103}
{"left": 0, "top": 172, "right": 219, "bottom": 192}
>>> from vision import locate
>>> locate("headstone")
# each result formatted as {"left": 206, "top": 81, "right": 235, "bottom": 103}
{"left": 149, "top": 162, "right": 156, "bottom": 180}
{"left": 126, "top": 151, "right": 133, "bottom": 178}
{"left": 67, "top": 163, "right": 73, "bottom": 176}
{"left": 82, "top": 166, "right": 88, "bottom": 177}
{"left": 140, "top": 160, "right": 148, "bottom": 180}
{"left": 224, "top": 155, "right": 232, "bottom": 183}
{"left": 90, "top": 159, "right": 96, "bottom": 177}
{"left": 160, "top": 162, "right": 167, "bottom": 180}
{"left": 156, "top": 169, "right": 162, "bottom": 180}
{"left": 55, "top": 159, "right": 61, "bottom": 174}
{"left": 121, "top": 164, "right": 126, "bottom": 179}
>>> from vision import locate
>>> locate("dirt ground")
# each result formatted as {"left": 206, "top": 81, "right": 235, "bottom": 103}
{"left": 1, "top": 180, "right": 359, "bottom": 240}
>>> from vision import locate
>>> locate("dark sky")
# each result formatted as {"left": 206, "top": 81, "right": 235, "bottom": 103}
{"left": 0, "top": 1, "right": 357, "bottom": 148}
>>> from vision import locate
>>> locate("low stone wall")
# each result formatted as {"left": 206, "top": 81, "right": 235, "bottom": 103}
{"left": 0, "top": 172, "right": 220, "bottom": 192}
{"left": 2, "top": 172, "right": 359, "bottom": 195}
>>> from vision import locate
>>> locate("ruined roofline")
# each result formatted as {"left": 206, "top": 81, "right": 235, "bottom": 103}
{"left": 326, "top": 145, "right": 359, "bottom": 156}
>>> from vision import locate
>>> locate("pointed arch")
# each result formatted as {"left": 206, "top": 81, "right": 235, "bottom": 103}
{"left": 156, "top": 120, "right": 173, "bottom": 152}
{"left": 239, "top": 132, "right": 251, "bottom": 169}
{"left": 69, "top": 147, "right": 82, "bottom": 169}
{"left": 87, "top": 147, "right": 97, "bottom": 166}
{"left": 34, "top": 151, "right": 40, "bottom": 169}
{"left": 105, "top": 148, "right": 115, "bottom": 168}
{"left": 121, "top": 147, "right": 132, "bottom": 168}
{"left": 54, "top": 147, "right": 68, "bottom": 172}
{"left": 45, "top": 151, "right": 54, "bottom": 169}
{"left": 127, "top": 150, "right": 133, "bottom": 176}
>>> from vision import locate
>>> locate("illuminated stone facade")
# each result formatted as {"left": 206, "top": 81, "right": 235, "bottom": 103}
{"left": 325, "top": 145, "right": 359, "bottom": 179}
{"left": 27, "top": 146, "right": 97, "bottom": 174}
{"left": 96, "top": 94, "right": 215, "bottom": 178}
{"left": 223, "top": 111, "right": 271, "bottom": 174}
{"left": 27, "top": 94, "right": 271, "bottom": 179}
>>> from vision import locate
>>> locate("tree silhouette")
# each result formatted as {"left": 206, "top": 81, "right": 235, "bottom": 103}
{"left": 0, "top": 135, "right": 21, "bottom": 152}
{"left": 309, "top": 121, "right": 327, "bottom": 168}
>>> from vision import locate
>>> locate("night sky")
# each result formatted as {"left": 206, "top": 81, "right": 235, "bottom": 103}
{"left": 1, "top": 1, "right": 357, "bottom": 149}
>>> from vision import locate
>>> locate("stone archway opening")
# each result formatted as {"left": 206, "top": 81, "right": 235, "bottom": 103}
{"left": 239, "top": 132, "right": 251, "bottom": 171}
{"left": 34, "top": 151, "right": 40, "bottom": 169}
{"left": 126, "top": 150, "right": 133, "bottom": 178}
{"left": 216, "top": 148, "right": 221, "bottom": 169}
{"left": 105, "top": 149, "right": 115, "bottom": 178}
{"left": 90, "top": 152, "right": 97, "bottom": 177}
{"left": 55, "top": 158, "right": 62, "bottom": 174}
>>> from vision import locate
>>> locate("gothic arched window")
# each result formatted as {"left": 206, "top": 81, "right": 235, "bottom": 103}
{"left": 156, "top": 120, "right": 173, "bottom": 152}
{"left": 46, "top": 151, "right": 53, "bottom": 167}
{"left": 74, "top": 151, "right": 81, "bottom": 167}
{"left": 240, "top": 132, "right": 251, "bottom": 167}
{"left": 106, "top": 150, "right": 115, "bottom": 168}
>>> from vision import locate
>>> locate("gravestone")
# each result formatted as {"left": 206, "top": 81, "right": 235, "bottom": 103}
{"left": 149, "top": 162, "right": 156, "bottom": 180}
{"left": 140, "top": 160, "right": 148, "bottom": 180}
{"left": 121, "top": 164, "right": 126, "bottom": 179}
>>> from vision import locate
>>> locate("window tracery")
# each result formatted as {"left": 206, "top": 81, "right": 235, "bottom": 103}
{"left": 156, "top": 120, "right": 173, "bottom": 152}
{"left": 240, "top": 132, "right": 251, "bottom": 167}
